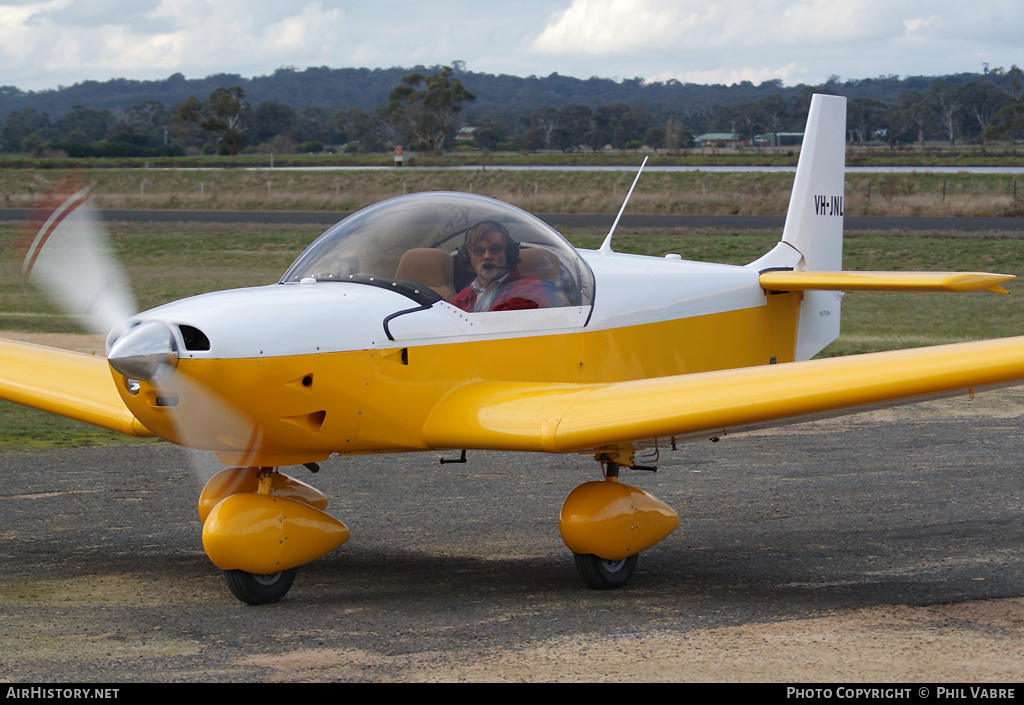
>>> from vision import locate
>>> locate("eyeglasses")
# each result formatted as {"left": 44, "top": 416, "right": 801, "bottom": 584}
{"left": 470, "top": 245, "right": 505, "bottom": 257}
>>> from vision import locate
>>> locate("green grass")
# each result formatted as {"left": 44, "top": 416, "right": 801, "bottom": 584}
{"left": 0, "top": 401, "right": 150, "bottom": 450}
{"left": 2, "top": 221, "right": 1023, "bottom": 449}
{"left": 0, "top": 223, "right": 318, "bottom": 332}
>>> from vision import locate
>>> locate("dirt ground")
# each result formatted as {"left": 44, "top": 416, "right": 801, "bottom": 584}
{"left": 1, "top": 331, "right": 109, "bottom": 355}
{"left": 228, "top": 599, "right": 1024, "bottom": 682}
{"left": 3, "top": 330, "right": 1024, "bottom": 683}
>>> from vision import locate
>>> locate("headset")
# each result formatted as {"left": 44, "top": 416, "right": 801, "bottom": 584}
{"left": 456, "top": 219, "right": 520, "bottom": 272}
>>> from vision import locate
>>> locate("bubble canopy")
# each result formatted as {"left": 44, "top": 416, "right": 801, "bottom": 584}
{"left": 280, "top": 192, "right": 594, "bottom": 309}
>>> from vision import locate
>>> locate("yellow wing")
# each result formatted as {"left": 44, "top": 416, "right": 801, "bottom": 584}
{"left": 6, "top": 334, "right": 1024, "bottom": 455}
{"left": 0, "top": 338, "right": 152, "bottom": 437}
{"left": 422, "top": 336, "right": 1024, "bottom": 454}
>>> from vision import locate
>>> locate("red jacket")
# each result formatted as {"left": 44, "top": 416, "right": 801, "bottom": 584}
{"left": 452, "top": 269, "right": 550, "bottom": 312}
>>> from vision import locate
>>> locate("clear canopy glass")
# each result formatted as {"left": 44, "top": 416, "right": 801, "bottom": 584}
{"left": 280, "top": 192, "right": 594, "bottom": 309}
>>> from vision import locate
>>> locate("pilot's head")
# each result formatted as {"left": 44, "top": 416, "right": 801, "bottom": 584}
{"left": 464, "top": 221, "right": 517, "bottom": 288}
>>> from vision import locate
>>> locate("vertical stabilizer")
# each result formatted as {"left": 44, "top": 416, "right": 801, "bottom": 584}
{"left": 748, "top": 94, "right": 847, "bottom": 360}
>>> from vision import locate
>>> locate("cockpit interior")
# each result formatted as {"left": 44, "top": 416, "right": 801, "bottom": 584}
{"left": 280, "top": 192, "right": 595, "bottom": 312}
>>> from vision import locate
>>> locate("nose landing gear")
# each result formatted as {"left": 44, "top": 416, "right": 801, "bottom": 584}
{"left": 199, "top": 466, "right": 348, "bottom": 605}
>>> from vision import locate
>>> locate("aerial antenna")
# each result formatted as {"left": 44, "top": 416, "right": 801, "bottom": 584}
{"left": 600, "top": 156, "right": 647, "bottom": 253}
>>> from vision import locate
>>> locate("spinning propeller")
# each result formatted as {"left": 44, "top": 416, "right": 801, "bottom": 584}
{"left": 20, "top": 181, "right": 259, "bottom": 473}
{"left": 21, "top": 181, "right": 349, "bottom": 605}
{"left": 21, "top": 185, "right": 136, "bottom": 337}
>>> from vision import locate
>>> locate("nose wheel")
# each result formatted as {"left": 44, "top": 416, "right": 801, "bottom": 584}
{"left": 223, "top": 567, "right": 298, "bottom": 605}
{"left": 573, "top": 552, "right": 638, "bottom": 589}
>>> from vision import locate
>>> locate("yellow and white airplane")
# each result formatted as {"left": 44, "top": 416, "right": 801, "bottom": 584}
{"left": 3, "top": 94, "right": 1023, "bottom": 604}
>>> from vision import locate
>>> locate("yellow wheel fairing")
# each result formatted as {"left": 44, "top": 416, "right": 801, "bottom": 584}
{"left": 202, "top": 493, "right": 349, "bottom": 573}
{"left": 198, "top": 467, "right": 329, "bottom": 524}
{"left": 559, "top": 481, "right": 679, "bottom": 560}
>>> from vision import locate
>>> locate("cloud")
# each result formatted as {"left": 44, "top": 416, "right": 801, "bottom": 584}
{"left": 0, "top": 1, "right": 349, "bottom": 89}
{"left": 1, "top": 0, "right": 1021, "bottom": 93}
{"left": 532, "top": 0, "right": 694, "bottom": 54}
{"left": 145, "top": 1, "right": 346, "bottom": 72}
{"left": 529, "top": 0, "right": 1024, "bottom": 85}
{"left": 264, "top": 2, "right": 344, "bottom": 53}
{"left": 646, "top": 64, "right": 807, "bottom": 88}
{"left": 531, "top": 0, "right": 902, "bottom": 55}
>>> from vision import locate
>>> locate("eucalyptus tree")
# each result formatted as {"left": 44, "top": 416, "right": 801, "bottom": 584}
{"left": 988, "top": 66, "right": 1024, "bottom": 141}
{"left": 252, "top": 101, "right": 297, "bottom": 145}
{"left": 117, "top": 100, "right": 170, "bottom": 147}
{"left": 899, "top": 90, "right": 933, "bottom": 146}
{"left": 924, "top": 81, "right": 964, "bottom": 146}
{"left": 57, "top": 105, "right": 115, "bottom": 143}
{"left": 880, "top": 101, "right": 917, "bottom": 149}
{"left": 0, "top": 107, "right": 50, "bottom": 152}
{"left": 201, "top": 86, "right": 251, "bottom": 155}
{"left": 959, "top": 77, "right": 1009, "bottom": 145}
{"left": 847, "top": 98, "right": 887, "bottom": 145}
{"left": 387, "top": 66, "right": 476, "bottom": 154}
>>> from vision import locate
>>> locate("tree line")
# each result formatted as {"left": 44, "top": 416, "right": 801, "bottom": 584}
{"left": 2, "top": 65, "right": 1021, "bottom": 157}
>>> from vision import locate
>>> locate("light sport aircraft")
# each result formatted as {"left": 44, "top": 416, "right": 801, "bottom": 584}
{"left": 3, "top": 94, "right": 1024, "bottom": 605}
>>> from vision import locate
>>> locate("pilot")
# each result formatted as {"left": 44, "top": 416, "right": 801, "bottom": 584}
{"left": 452, "top": 221, "right": 549, "bottom": 312}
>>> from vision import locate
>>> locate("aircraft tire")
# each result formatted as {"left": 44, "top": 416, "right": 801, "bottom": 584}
{"left": 572, "top": 552, "right": 638, "bottom": 590}
{"left": 223, "top": 567, "right": 298, "bottom": 604}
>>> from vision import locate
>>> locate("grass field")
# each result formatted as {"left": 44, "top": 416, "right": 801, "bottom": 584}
{"left": 2, "top": 168, "right": 1022, "bottom": 217}
{"left": 2, "top": 216, "right": 1023, "bottom": 448}
{"left": 3, "top": 142, "right": 1024, "bottom": 170}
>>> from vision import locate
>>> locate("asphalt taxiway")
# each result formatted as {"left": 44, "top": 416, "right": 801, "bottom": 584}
{"left": 2, "top": 390, "right": 1023, "bottom": 682}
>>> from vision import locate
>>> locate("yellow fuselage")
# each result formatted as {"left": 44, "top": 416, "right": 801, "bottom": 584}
{"left": 116, "top": 280, "right": 801, "bottom": 466}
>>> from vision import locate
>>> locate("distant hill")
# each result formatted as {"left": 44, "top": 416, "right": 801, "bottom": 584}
{"left": 0, "top": 65, "right": 975, "bottom": 125}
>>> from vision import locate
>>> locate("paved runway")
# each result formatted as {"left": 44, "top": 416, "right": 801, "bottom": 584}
{"left": 2, "top": 390, "right": 1023, "bottom": 681}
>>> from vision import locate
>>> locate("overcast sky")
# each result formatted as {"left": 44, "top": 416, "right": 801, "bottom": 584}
{"left": 1, "top": 0, "right": 1020, "bottom": 93}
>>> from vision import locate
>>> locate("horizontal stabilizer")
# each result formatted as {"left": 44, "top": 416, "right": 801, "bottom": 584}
{"left": 760, "top": 270, "right": 1015, "bottom": 294}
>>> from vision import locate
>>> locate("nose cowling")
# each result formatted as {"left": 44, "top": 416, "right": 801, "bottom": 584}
{"left": 107, "top": 321, "right": 179, "bottom": 381}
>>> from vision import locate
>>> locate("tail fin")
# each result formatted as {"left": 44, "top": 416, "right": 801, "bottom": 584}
{"left": 748, "top": 93, "right": 847, "bottom": 360}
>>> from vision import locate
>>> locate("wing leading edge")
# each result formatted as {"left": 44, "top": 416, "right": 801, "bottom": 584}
{"left": 0, "top": 338, "right": 152, "bottom": 437}
{"left": 422, "top": 336, "right": 1024, "bottom": 454}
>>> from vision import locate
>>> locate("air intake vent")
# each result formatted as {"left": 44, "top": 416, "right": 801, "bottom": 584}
{"left": 179, "top": 325, "right": 211, "bottom": 351}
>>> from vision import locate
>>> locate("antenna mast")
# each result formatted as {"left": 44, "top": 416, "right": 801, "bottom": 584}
{"left": 600, "top": 157, "right": 648, "bottom": 253}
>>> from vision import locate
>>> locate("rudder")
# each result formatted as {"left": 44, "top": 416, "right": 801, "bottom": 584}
{"left": 748, "top": 94, "right": 847, "bottom": 360}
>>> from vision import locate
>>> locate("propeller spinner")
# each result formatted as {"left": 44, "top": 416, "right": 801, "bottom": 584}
{"left": 106, "top": 320, "right": 179, "bottom": 381}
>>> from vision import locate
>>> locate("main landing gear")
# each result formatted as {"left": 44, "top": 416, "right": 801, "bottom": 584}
{"left": 224, "top": 567, "right": 298, "bottom": 605}
{"left": 573, "top": 553, "right": 639, "bottom": 589}
{"left": 560, "top": 458, "right": 678, "bottom": 590}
